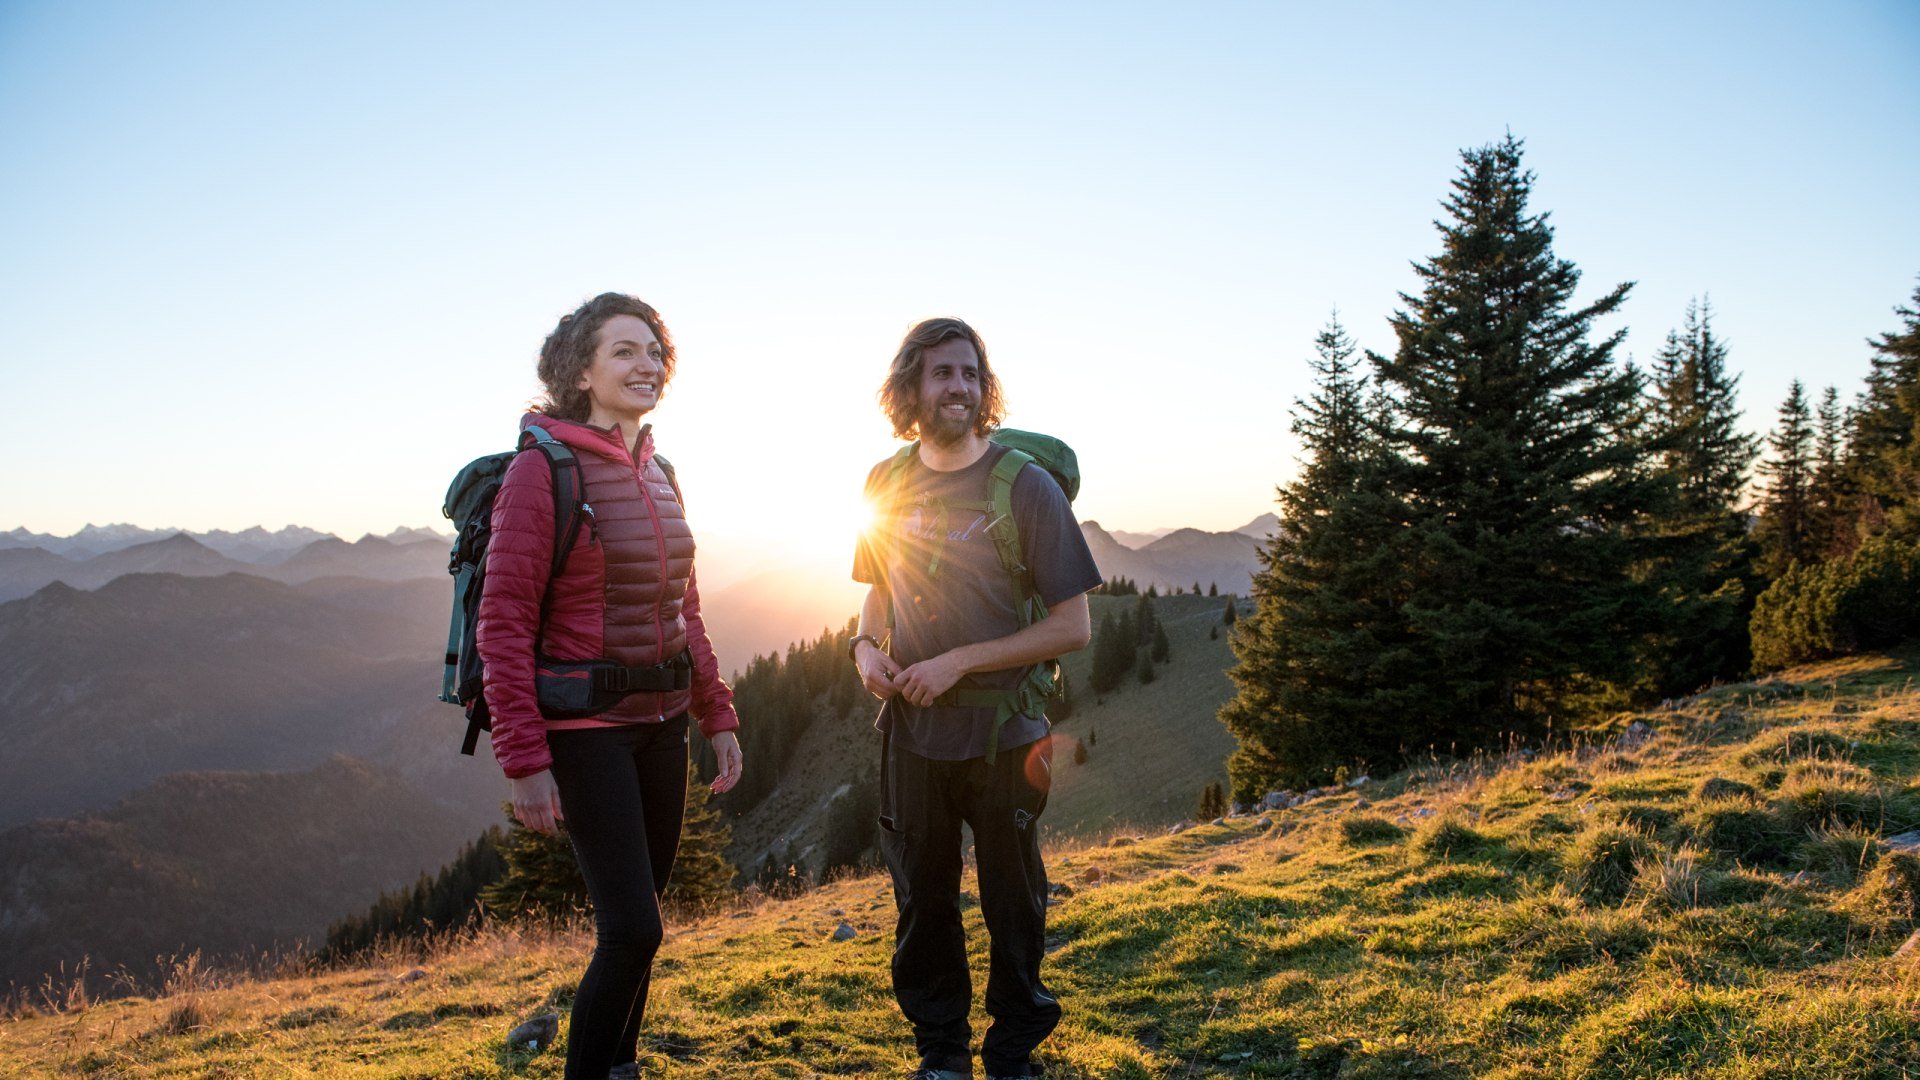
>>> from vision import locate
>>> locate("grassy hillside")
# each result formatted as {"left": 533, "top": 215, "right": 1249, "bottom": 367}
{"left": 9, "top": 649, "right": 1920, "bottom": 1077}
{"left": 1048, "top": 593, "right": 1240, "bottom": 829}
{"left": 717, "top": 592, "right": 1240, "bottom": 880}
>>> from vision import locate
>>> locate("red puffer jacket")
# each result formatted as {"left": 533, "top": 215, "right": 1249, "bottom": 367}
{"left": 477, "top": 413, "right": 738, "bottom": 779}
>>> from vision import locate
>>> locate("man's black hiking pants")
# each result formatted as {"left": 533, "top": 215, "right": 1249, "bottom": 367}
{"left": 881, "top": 731, "right": 1061, "bottom": 1077}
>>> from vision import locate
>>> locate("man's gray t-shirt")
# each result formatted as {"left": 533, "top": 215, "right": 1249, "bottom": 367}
{"left": 853, "top": 444, "right": 1103, "bottom": 761}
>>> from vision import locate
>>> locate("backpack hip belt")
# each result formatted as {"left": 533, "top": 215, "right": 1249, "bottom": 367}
{"left": 534, "top": 649, "right": 694, "bottom": 721}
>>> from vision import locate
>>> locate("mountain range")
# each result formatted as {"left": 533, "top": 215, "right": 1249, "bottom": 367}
{"left": 0, "top": 571, "right": 499, "bottom": 830}
{"left": 0, "top": 532, "right": 452, "bottom": 602}
{"left": 0, "top": 523, "right": 433, "bottom": 562}
{"left": 0, "top": 570, "right": 505, "bottom": 993}
{"left": 1078, "top": 513, "right": 1275, "bottom": 596}
{"left": 0, "top": 509, "right": 1275, "bottom": 669}
{"left": 0, "top": 509, "right": 1272, "bottom": 993}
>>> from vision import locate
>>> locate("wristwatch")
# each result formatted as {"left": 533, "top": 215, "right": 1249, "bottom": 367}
{"left": 848, "top": 633, "right": 884, "bottom": 662}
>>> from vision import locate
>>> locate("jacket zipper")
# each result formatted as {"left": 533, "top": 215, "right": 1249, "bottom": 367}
{"left": 633, "top": 443, "right": 671, "bottom": 669}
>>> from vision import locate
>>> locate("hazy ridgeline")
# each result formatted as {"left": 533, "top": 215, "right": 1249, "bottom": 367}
{"left": 0, "top": 517, "right": 1262, "bottom": 997}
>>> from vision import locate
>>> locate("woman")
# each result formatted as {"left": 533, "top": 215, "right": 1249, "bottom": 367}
{"left": 477, "top": 292, "right": 743, "bottom": 1080}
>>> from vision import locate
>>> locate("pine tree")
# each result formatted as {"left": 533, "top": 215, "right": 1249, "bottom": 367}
{"left": 1221, "top": 596, "right": 1236, "bottom": 626}
{"left": 1648, "top": 300, "right": 1756, "bottom": 510}
{"left": 1088, "top": 610, "right": 1130, "bottom": 694}
{"left": 1810, "top": 384, "right": 1853, "bottom": 558}
{"left": 1151, "top": 621, "right": 1171, "bottom": 663}
{"left": 1135, "top": 648, "right": 1155, "bottom": 685}
{"left": 1849, "top": 282, "right": 1920, "bottom": 539}
{"left": 1197, "top": 782, "right": 1225, "bottom": 821}
{"left": 480, "top": 805, "right": 588, "bottom": 919}
{"left": 1636, "top": 299, "right": 1761, "bottom": 694}
{"left": 1368, "top": 135, "right": 1655, "bottom": 747}
{"left": 1219, "top": 311, "right": 1412, "bottom": 794}
{"left": 325, "top": 827, "right": 507, "bottom": 957}
{"left": 1133, "top": 593, "right": 1158, "bottom": 646}
{"left": 1208, "top": 582, "right": 1218, "bottom": 597}
{"left": 666, "top": 760, "right": 737, "bottom": 909}
{"left": 1756, "top": 380, "right": 1816, "bottom": 576}
{"left": 1072, "top": 740, "right": 1089, "bottom": 765}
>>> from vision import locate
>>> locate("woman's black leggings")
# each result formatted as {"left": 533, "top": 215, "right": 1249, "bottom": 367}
{"left": 547, "top": 714, "right": 689, "bottom": 1080}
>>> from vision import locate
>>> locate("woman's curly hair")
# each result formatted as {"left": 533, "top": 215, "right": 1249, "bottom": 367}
{"left": 877, "top": 316, "right": 1004, "bottom": 441}
{"left": 535, "top": 293, "right": 676, "bottom": 422}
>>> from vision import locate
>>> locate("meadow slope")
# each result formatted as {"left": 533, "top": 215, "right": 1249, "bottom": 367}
{"left": 7, "top": 649, "right": 1920, "bottom": 1078}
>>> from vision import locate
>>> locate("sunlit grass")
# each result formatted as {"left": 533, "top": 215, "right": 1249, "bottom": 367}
{"left": 8, "top": 650, "right": 1920, "bottom": 1077}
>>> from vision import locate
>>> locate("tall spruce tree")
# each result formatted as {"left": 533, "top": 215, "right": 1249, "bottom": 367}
{"left": 1648, "top": 300, "right": 1756, "bottom": 510}
{"left": 1810, "top": 384, "right": 1853, "bottom": 558}
{"left": 1756, "top": 380, "right": 1816, "bottom": 576}
{"left": 1637, "top": 299, "right": 1760, "bottom": 693}
{"left": 1368, "top": 135, "right": 1655, "bottom": 745}
{"left": 1219, "top": 313, "right": 1412, "bottom": 795}
{"left": 1850, "top": 282, "right": 1920, "bottom": 539}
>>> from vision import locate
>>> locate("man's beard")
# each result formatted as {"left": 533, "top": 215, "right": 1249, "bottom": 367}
{"left": 920, "top": 396, "right": 977, "bottom": 447}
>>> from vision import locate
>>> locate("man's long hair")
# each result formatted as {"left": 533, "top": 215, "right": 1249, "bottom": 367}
{"left": 877, "top": 317, "right": 1006, "bottom": 441}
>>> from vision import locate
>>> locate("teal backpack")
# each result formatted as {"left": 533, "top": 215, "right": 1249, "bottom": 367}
{"left": 870, "top": 428, "right": 1080, "bottom": 761}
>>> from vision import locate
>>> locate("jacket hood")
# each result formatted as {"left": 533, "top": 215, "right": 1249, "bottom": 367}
{"left": 519, "top": 412, "right": 655, "bottom": 468}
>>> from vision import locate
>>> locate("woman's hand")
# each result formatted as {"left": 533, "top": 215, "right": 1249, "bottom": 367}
{"left": 510, "top": 770, "right": 565, "bottom": 835}
{"left": 709, "top": 730, "right": 743, "bottom": 793}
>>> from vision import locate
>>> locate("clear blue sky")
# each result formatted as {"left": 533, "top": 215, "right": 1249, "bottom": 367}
{"left": 3, "top": 1, "right": 1916, "bottom": 557}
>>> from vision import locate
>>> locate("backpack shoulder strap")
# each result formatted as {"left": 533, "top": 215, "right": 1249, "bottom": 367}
{"left": 653, "top": 453, "right": 683, "bottom": 501}
{"left": 877, "top": 444, "right": 918, "bottom": 500}
{"left": 521, "top": 424, "right": 586, "bottom": 582}
{"left": 985, "top": 447, "right": 1044, "bottom": 628}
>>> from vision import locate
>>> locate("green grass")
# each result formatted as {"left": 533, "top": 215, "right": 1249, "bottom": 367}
{"left": 1046, "top": 593, "right": 1241, "bottom": 831}
{"left": 8, "top": 648, "right": 1920, "bottom": 1077}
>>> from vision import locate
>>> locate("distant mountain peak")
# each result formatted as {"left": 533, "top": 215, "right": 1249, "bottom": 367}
{"left": 140, "top": 532, "right": 217, "bottom": 552}
{"left": 1236, "top": 512, "right": 1280, "bottom": 539}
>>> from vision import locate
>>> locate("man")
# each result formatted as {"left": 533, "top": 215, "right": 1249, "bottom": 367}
{"left": 850, "top": 317, "right": 1101, "bottom": 1080}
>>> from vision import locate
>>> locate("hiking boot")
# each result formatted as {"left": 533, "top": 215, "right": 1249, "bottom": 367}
{"left": 906, "top": 1069, "right": 971, "bottom": 1080}
{"left": 607, "top": 1063, "right": 641, "bottom": 1080}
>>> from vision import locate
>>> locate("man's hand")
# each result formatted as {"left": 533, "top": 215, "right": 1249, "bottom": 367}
{"left": 893, "top": 651, "right": 971, "bottom": 708}
{"left": 856, "top": 639, "right": 904, "bottom": 700}
{"left": 709, "top": 730, "right": 743, "bottom": 793}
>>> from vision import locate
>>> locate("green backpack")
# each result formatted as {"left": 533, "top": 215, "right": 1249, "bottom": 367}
{"left": 870, "top": 428, "right": 1080, "bottom": 761}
